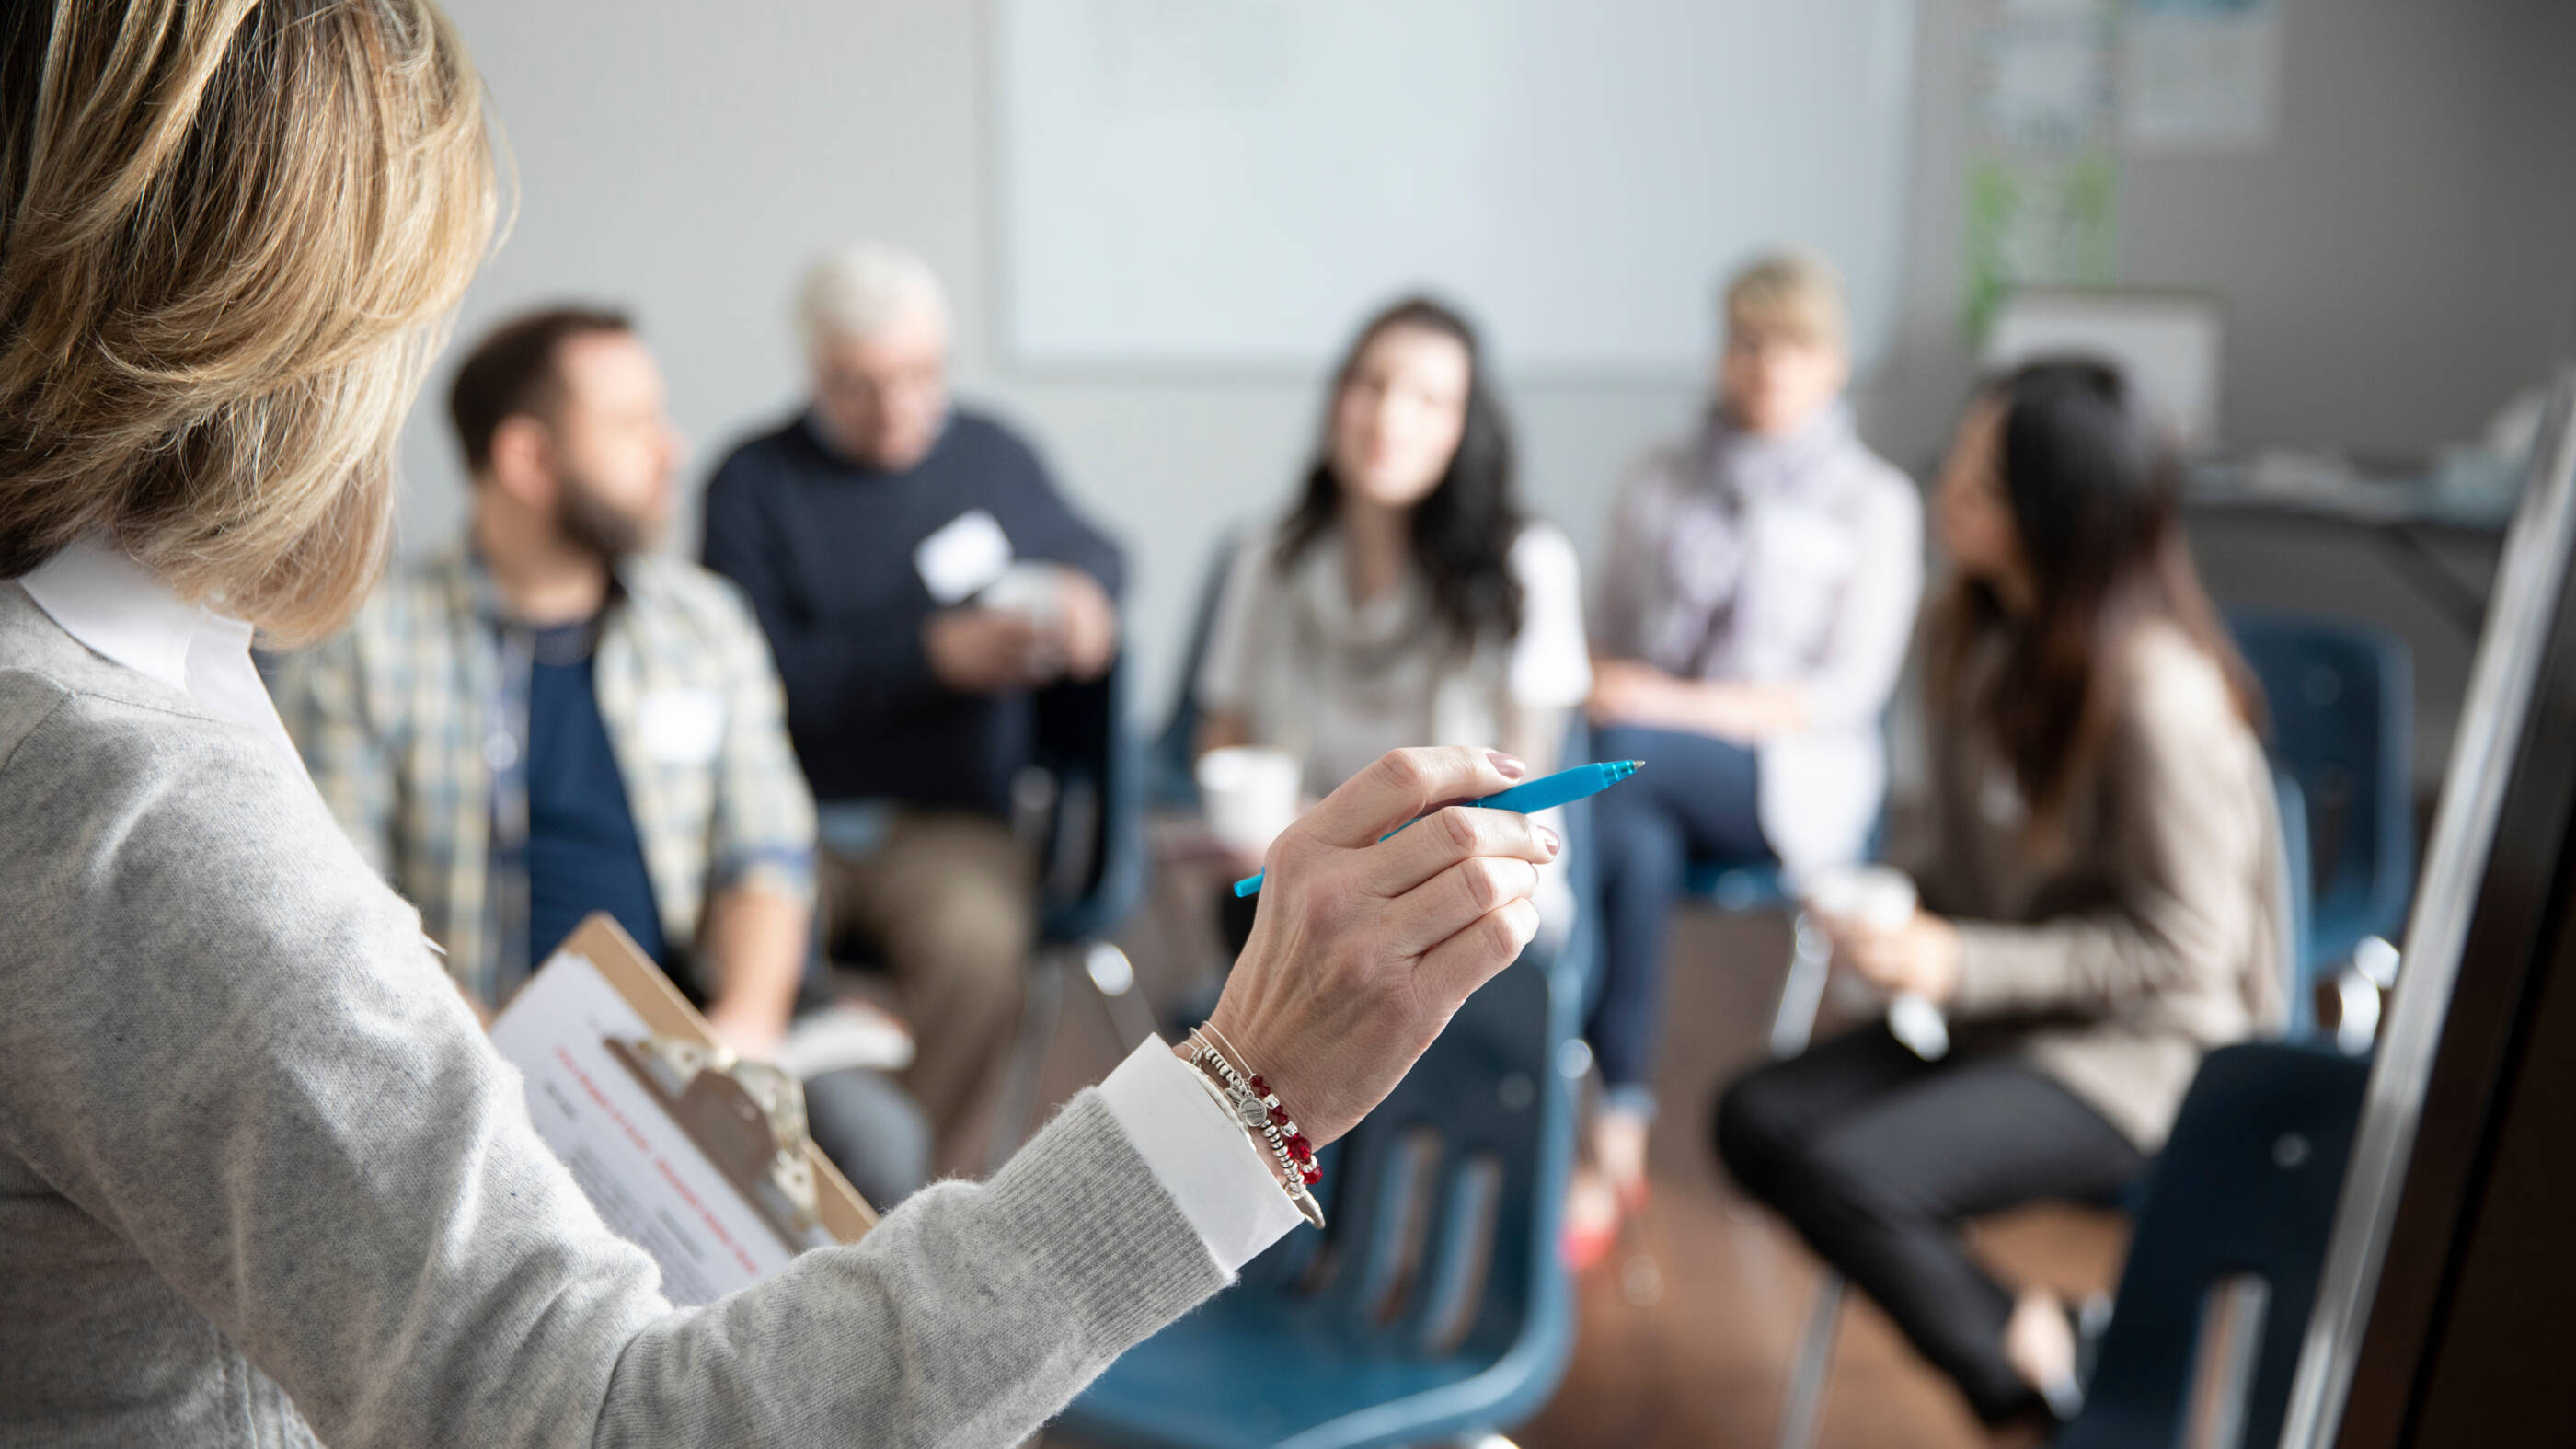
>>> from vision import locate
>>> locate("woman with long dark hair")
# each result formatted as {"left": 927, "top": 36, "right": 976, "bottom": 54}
{"left": 1714, "top": 361, "right": 2287, "bottom": 1431}
{"left": 1196, "top": 294, "right": 1591, "bottom": 845}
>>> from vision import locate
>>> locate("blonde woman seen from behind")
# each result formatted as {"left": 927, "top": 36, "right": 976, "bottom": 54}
{"left": 0, "top": 6, "right": 1558, "bottom": 1444}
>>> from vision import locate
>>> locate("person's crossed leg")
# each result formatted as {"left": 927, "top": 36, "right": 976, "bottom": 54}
{"left": 1716, "top": 1024, "right": 2145, "bottom": 1426}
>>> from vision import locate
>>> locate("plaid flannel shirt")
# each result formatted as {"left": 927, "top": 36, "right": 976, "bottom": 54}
{"left": 274, "top": 546, "right": 816, "bottom": 1006}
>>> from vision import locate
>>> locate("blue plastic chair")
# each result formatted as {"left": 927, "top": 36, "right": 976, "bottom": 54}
{"left": 1056, "top": 742, "right": 1598, "bottom": 1449}
{"left": 1029, "top": 663, "right": 1152, "bottom": 942}
{"left": 2058, "top": 1042, "right": 2370, "bottom": 1449}
{"left": 1057, "top": 957, "right": 1586, "bottom": 1449}
{"left": 2227, "top": 612, "right": 2414, "bottom": 1025}
{"left": 809, "top": 663, "right": 1144, "bottom": 992}
{"left": 1683, "top": 855, "right": 1793, "bottom": 912}
{"left": 983, "top": 663, "right": 1155, "bottom": 1167}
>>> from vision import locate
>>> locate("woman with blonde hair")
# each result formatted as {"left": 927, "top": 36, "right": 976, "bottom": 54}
{"left": 0, "top": 5, "right": 1558, "bottom": 1443}
{"left": 1573, "top": 250, "right": 1922, "bottom": 1260}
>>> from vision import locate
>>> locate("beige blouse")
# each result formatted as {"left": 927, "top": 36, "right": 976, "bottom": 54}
{"left": 1911, "top": 619, "right": 2289, "bottom": 1150}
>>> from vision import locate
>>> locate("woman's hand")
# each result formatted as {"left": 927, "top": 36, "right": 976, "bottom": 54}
{"left": 922, "top": 606, "right": 1050, "bottom": 694}
{"left": 1588, "top": 661, "right": 1807, "bottom": 743}
{"left": 1201, "top": 746, "right": 1560, "bottom": 1146}
{"left": 1831, "top": 908, "right": 1964, "bottom": 1004}
{"left": 1586, "top": 660, "right": 1693, "bottom": 729}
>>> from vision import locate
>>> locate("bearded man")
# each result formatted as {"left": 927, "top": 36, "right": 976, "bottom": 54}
{"left": 275, "top": 307, "right": 928, "bottom": 1209}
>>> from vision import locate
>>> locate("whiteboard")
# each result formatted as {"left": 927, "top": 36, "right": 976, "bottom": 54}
{"left": 996, "top": 0, "right": 1919, "bottom": 375}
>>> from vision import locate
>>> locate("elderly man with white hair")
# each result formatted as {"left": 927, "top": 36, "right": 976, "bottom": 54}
{"left": 702, "top": 242, "right": 1123, "bottom": 1153}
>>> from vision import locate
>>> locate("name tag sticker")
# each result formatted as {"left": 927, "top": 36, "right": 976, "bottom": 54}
{"left": 914, "top": 509, "right": 1014, "bottom": 605}
{"left": 637, "top": 687, "right": 727, "bottom": 765}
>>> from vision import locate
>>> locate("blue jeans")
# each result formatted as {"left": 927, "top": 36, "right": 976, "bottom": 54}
{"left": 1585, "top": 725, "right": 1771, "bottom": 1107}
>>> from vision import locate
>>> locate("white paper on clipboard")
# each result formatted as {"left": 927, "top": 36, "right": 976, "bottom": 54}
{"left": 490, "top": 914, "right": 876, "bottom": 1305}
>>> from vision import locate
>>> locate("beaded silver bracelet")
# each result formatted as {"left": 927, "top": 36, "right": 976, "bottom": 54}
{"left": 1188, "top": 1029, "right": 1317, "bottom": 1192}
{"left": 1186, "top": 1027, "right": 1326, "bottom": 1229}
{"left": 1179, "top": 1062, "right": 1327, "bottom": 1230}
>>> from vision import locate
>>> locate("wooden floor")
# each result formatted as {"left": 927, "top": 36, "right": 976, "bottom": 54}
{"left": 1010, "top": 848, "right": 2127, "bottom": 1449}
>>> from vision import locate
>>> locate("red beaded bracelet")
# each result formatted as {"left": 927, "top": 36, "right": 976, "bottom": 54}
{"left": 1188, "top": 1026, "right": 1326, "bottom": 1228}
{"left": 1190, "top": 1027, "right": 1315, "bottom": 1187}
{"left": 1203, "top": 1023, "right": 1317, "bottom": 1181}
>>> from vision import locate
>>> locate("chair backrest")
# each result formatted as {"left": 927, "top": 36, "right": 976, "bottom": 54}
{"left": 1058, "top": 680, "right": 1592, "bottom": 1449}
{"left": 2060, "top": 1042, "right": 2370, "bottom": 1449}
{"left": 2226, "top": 612, "right": 2415, "bottom": 971}
{"left": 1148, "top": 530, "right": 1246, "bottom": 811}
{"left": 1059, "top": 937, "right": 1581, "bottom": 1449}
{"left": 1029, "top": 662, "right": 1148, "bottom": 943}
{"left": 1236, "top": 726, "right": 1594, "bottom": 1390}
{"left": 1248, "top": 946, "right": 1579, "bottom": 1336}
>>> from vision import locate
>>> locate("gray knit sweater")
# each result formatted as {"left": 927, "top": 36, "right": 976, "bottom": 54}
{"left": 0, "top": 583, "right": 1223, "bottom": 1446}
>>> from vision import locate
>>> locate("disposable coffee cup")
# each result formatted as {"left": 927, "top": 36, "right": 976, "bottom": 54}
{"left": 980, "top": 562, "right": 1068, "bottom": 629}
{"left": 1806, "top": 862, "right": 1917, "bottom": 930}
{"left": 1804, "top": 864, "right": 1949, "bottom": 1061}
{"left": 1196, "top": 745, "right": 1302, "bottom": 859}
{"left": 980, "top": 562, "right": 1073, "bottom": 678}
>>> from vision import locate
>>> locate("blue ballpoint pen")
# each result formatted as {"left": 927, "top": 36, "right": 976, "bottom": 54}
{"left": 1232, "top": 758, "right": 1644, "bottom": 899}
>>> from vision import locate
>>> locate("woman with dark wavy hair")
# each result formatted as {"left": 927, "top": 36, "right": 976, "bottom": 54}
{"left": 1196, "top": 295, "right": 1591, "bottom": 845}
{"left": 1715, "top": 360, "right": 2286, "bottom": 1432}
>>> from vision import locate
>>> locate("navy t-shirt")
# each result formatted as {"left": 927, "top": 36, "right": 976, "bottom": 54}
{"left": 523, "top": 619, "right": 668, "bottom": 972}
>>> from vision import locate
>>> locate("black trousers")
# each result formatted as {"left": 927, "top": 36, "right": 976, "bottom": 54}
{"left": 1714, "top": 1024, "right": 2147, "bottom": 1424}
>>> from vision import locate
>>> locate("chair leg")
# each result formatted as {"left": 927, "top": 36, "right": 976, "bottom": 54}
{"left": 1776, "top": 1270, "right": 1845, "bottom": 1449}
{"left": 985, "top": 949, "right": 1067, "bottom": 1175}
{"left": 1762, "top": 914, "right": 1844, "bottom": 1449}
{"left": 1768, "top": 911, "right": 1834, "bottom": 1060}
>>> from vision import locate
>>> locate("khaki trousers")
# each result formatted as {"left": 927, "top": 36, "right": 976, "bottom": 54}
{"left": 819, "top": 811, "right": 1034, "bottom": 1144}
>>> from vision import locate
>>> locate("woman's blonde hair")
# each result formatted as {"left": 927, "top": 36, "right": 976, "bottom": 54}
{"left": 0, "top": 0, "right": 495, "bottom": 642}
{"left": 1723, "top": 248, "right": 1848, "bottom": 354}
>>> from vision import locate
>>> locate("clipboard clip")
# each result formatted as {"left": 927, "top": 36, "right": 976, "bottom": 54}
{"left": 604, "top": 1034, "right": 833, "bottom": 1249}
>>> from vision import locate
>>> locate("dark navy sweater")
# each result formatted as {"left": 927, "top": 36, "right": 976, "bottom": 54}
{"left": 700, "top": 409, "right": 1124, "bottom": 815}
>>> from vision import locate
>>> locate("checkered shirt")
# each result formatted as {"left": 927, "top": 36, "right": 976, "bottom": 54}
{"left": 273, "top": 546, "right": 816, "bottom": 1006}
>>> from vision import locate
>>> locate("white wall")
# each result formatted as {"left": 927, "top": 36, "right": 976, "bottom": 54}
{"left": 412, "top": 0, "right": 1705, "bottom": 719}
{"left": 408, "top": 0, "right": 2576, "bottom": 746}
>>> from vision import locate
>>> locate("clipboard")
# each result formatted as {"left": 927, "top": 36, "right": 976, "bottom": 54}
{"left": 491, "top": 914, "right": 875, "bottom": 1303}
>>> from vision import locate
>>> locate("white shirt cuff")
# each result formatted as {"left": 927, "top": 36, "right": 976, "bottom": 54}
{"left": 1097, "top": 1036, "right": 1305, "bottom": 1275}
